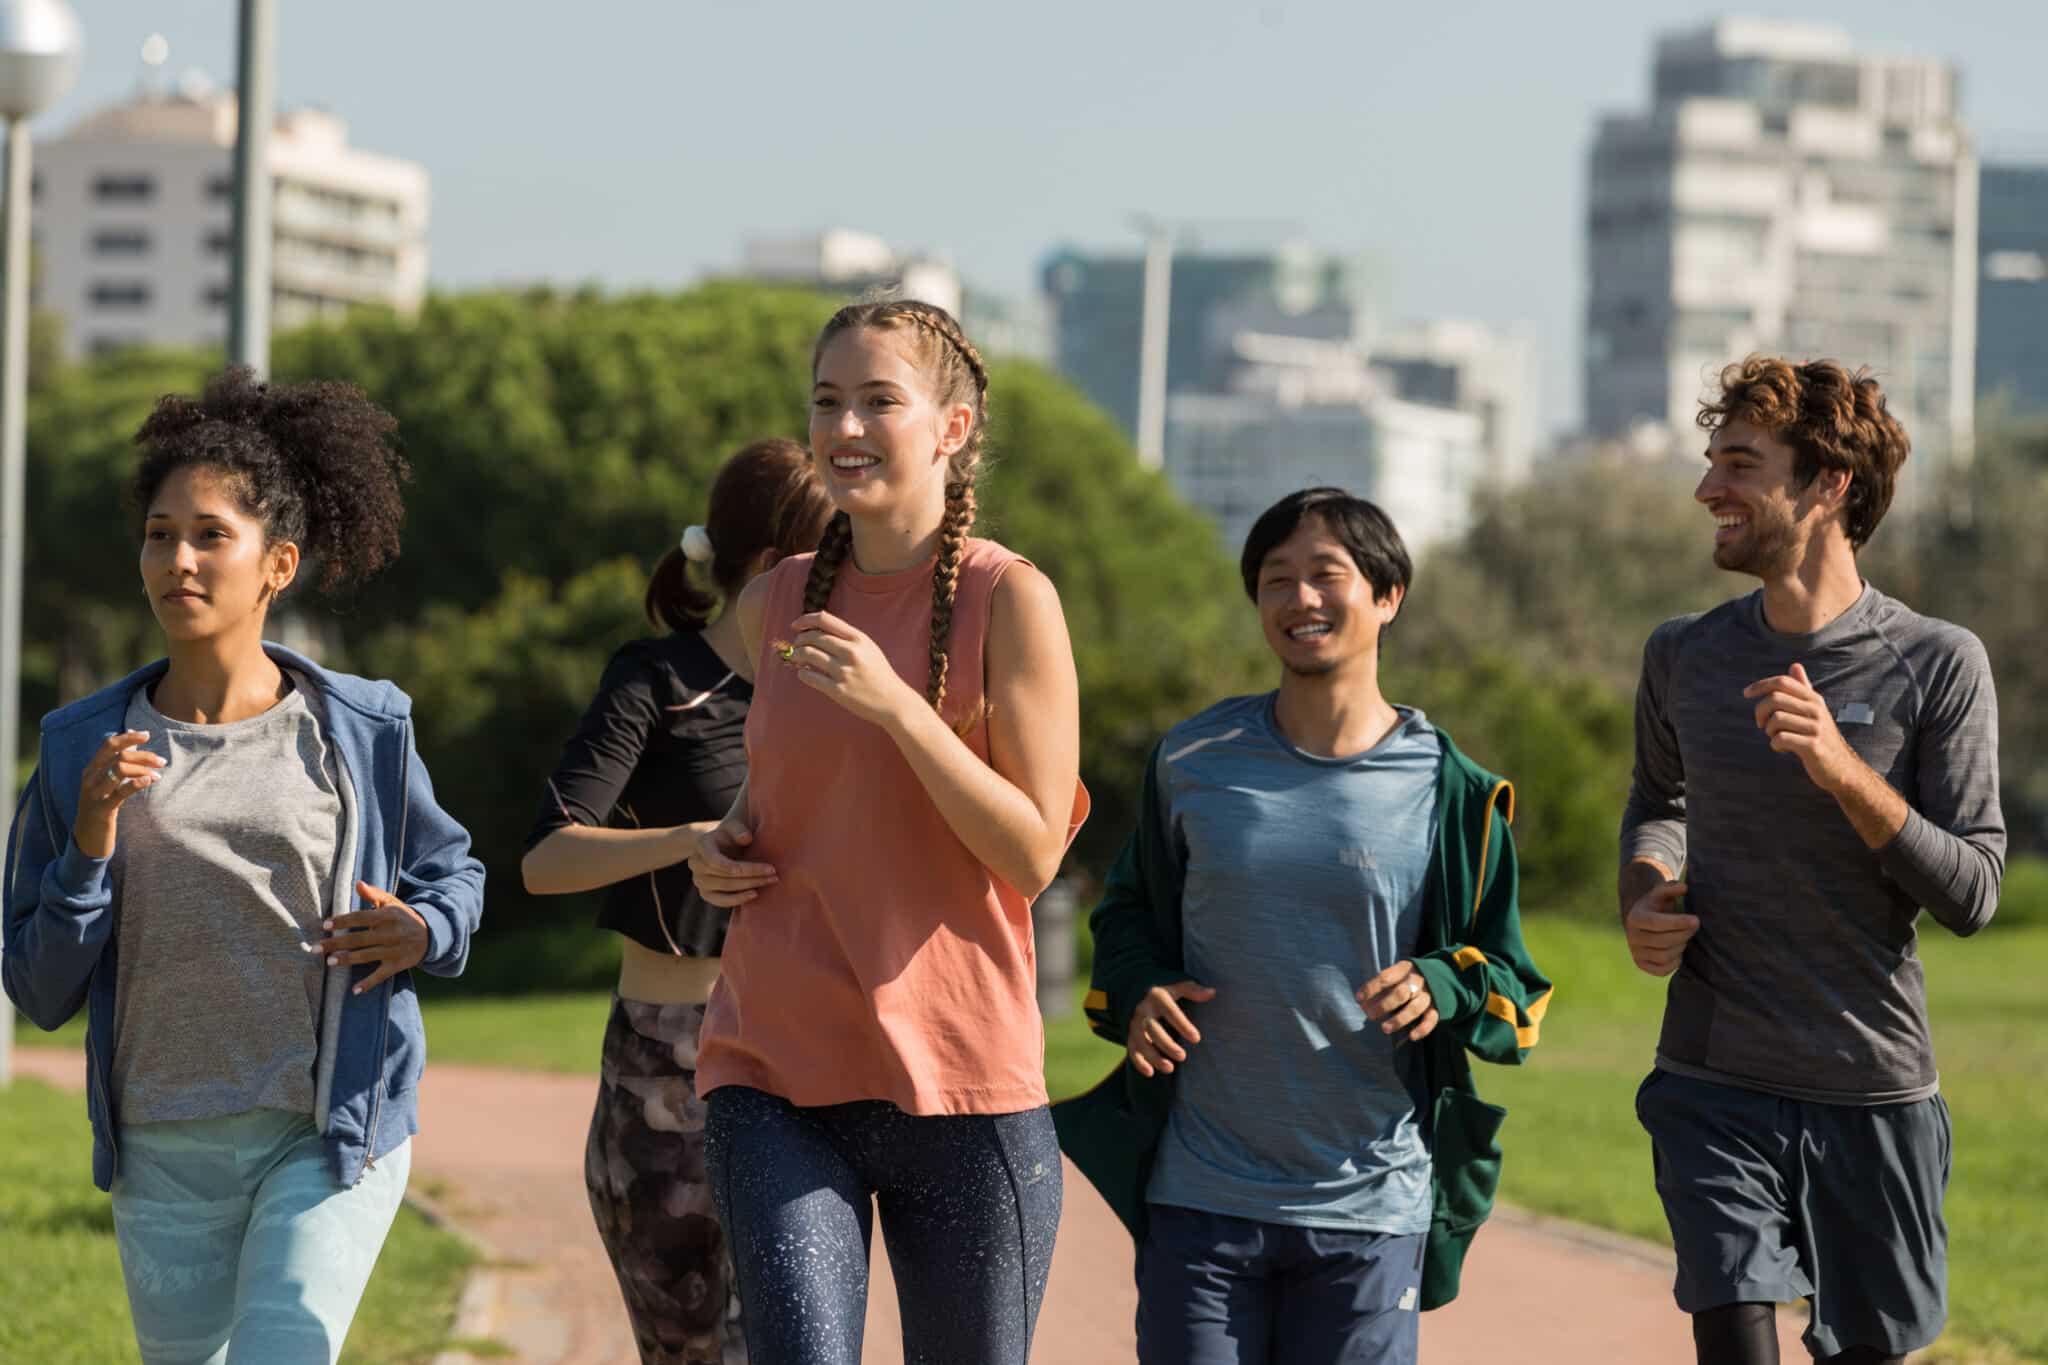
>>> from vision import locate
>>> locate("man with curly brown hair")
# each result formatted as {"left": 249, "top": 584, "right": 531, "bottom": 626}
{"left": 1618, "top": 356, "right": 2004, "bottom": 1365}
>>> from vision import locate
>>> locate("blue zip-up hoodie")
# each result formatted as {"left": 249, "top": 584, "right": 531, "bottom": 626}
{"left": 4, "top": 644, "right": 485, "bottom": 1192}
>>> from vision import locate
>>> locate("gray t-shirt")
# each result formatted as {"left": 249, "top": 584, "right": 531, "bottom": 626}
{"left": 111, "top": 682, "right": 345, "bottom": 1123}
{"left": 1147, "top": 695, "right": 1439, "bottom": 1233}
{"left": 1621, "top": 585, "right": 2004, "bottom": 1104}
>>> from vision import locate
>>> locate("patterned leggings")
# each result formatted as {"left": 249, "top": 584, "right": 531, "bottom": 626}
{"left": 585, "top": 997, "right": 746, "bottom": 1365}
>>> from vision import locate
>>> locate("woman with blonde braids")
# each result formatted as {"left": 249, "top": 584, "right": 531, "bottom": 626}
{"left": 686, "top": 299, "right": 1088, "bottom": 1364}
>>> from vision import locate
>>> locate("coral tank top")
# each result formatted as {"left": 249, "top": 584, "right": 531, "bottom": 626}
{"left": 696, "top": 537, "right": 1088, "bottom": 1114}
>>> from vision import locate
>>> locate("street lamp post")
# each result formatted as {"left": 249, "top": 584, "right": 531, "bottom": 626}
{"left": 1128, "top": 215, "right": 1304, "bottom": 474}
{"left": 0, "top": 0, "right": 82, "bottom": 1089}
{"left": 228, "top": 0, "right": 273, "bottom": 377}
{"left": 1133, "top": 217, "right": 1171, "bottom": 473}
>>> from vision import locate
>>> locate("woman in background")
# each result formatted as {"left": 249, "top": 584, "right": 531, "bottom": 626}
{"left": 523, "top": 437, "right": 833, "bottom": 1365}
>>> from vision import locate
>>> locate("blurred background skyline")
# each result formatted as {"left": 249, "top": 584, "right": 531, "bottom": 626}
{"left": 37, "top": 0, "right": 2048, "bottom": 448}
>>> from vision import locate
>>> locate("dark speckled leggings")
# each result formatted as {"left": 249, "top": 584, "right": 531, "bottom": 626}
{"left": 703, "top": 1085, "right": 1061, "bottom": 1365}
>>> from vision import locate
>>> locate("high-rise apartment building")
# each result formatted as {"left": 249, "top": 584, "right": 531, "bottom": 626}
{"left": 1371, "top": 321, "right": 1538, "bottom": 487}
{"left": 1040, "top": 244, "right": 1372, "bottom": 440}
{"left": 1165, "top": 332, "right": 1487, "bottom": 553}
{"left": 1585, "top": 19, "right": 1975, "bottom": 470}
{"left": 33, "top": 82, "right": 429, "bottom": 359}
{"left": 1977, "top": 162, "right": 2048, "bottom": 422}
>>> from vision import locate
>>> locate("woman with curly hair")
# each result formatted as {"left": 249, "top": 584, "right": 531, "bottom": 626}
{"left": 2, "top": 366, "right": 485, "bottom": 1365}
{"left": 685, "top": 300, "right": 1088, "bottom": 1364}
{"left": 523, "top": 437, "right": 833, "bottom": 1365}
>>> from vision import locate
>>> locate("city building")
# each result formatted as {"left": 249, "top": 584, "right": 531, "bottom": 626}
{"left": 1039, "top": 242, "right": 1373, "bottom": 440}
{"left": 1039, "top": 238, "right": 1528, "bottom": 550}
{"left": 739, "top": 228, "right": 962, "bottom": 317}
{"left": 33, "top": 80, "right": 429, "bottom": 359}
{"left": 736, "top": 229, "right": 1050, "bottom": 360}
{"left": 1977, "top": 162, "right": 2048, "bottom": 422}
{"left": 1585, "top": 19, "right": 1976, "bottom": 473}
{"left": 1165, "top": 331, "right": 1487, "bottom": 552}
{"left": 1370, "top": 320, "right": 1539, "bottom": 486}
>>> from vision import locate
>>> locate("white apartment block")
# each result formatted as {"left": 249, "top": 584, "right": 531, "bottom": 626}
{"left": 33, "top": 84, "right": 429, "bottom": 359}
{"left": 1370, "top": 320, "right": 1539, "bottom": 487}
{"left": 1586, "top": 19, "right": 1976, "bottom": 471}
{"left": 1167, "top": 331, "right": 1488, "bottom": 554}
{"left": 740, "top": 228, "right": 962, "bottom": 318}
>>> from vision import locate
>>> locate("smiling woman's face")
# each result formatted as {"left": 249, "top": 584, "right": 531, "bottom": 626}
{"left": 809, "top": 326, "right": 970, "bottom": 521}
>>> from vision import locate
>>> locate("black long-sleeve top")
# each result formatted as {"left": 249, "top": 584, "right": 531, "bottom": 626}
{"left": 526, "top": 631, "right": 750, "bottom": 955}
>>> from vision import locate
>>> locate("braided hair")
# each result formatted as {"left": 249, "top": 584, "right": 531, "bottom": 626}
{"left": 132, "top": 365, "right": 409, "bottom": 597}
{"left": 801, "top": 300, "right": 990, "bottom": 722}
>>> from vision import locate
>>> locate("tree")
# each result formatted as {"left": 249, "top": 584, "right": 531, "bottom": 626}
{"left": 1399, "top": 453, "right": 1729, "bottom": 695}
{"left": 1866, "top": 423, "right": 2048, "bottom": 848}
{"left": 272, "top": 284, "right": 840, "bottom": 643}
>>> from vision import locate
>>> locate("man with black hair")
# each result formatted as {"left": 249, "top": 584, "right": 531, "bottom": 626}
{"left": 1622, "top": 357, "right": 2004, "bottom": 1365}
{"left": 1055, "top": 488, "right": 1551, "bottom": 1363}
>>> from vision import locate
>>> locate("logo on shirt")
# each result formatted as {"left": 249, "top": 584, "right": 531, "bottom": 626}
{"left": 1835, "top": 701, "right": 1876, "bottom": 726}
{"left": 1339, "top": 847, "right": 1379, "bottom": 870}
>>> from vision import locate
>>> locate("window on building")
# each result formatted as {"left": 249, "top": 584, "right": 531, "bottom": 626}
{"left": 90, "top": 282, "right": 151, "bottom": 309}
{"left": 92, "top": 229, "right": 151, "bottom": 256}
{"left": 205, "top": 229, "right": 233, "bottom": 255}
{"left": 208, "top": 175, "right": 234, "bottom": 200}
{"left": 92, "top": 174, "right": 155, "bottom": 203}
{"left": 1776, "top": 60, "right": 1860, "bottom": 109}
{"left": 202, "top": 284, "right": 230, "bottom": 310}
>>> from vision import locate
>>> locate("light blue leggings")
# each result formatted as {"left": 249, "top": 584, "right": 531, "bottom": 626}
{"left": 110, "top": 1109, "right": 410, "bottom": 1365}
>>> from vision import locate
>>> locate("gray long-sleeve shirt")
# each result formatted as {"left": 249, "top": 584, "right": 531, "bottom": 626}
{"left": 1621, "top": 584, "right": 2003, "bottom": 1104}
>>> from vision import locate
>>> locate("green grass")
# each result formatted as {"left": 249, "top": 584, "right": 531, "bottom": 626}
{"left": 0, "top": 1078, "right": 476, "bottom": 1365}
{"left": 412, "top": 988, "right": 614, "bottom": 1073}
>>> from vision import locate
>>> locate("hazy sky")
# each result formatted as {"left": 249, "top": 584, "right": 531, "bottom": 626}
{"left": 40, "top": 1, "right": 2048, "bottom": 434}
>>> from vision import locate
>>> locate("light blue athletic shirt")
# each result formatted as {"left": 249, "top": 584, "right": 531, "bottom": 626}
{"left": 1146, "top": 694, "right": 1440, "bottom": 1233}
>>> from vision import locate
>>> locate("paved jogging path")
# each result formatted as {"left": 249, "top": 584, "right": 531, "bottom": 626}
{"left": 14, "top": 1047, "right": 1814, "bottom": 1363}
